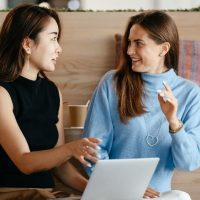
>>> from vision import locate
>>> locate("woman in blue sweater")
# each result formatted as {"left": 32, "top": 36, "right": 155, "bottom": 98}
{"left": 83, "top": 11, "right": 200, "bottom": 199}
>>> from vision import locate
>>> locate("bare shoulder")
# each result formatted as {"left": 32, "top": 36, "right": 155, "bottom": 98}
{"left": 0, "top": 86, "right": 13, "bottom": 110}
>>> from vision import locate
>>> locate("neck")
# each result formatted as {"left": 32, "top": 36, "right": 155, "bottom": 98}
{"left": 21, "top": 65, "right": 39, "bottom": 81}
{"left": 161, "top": 66, "right": 168, "bottom": 73}
{"left": 21, "top": 58, "right": 39, "bottom": 80}
{"left": 152, "top": 66, "right": 168, "bottom": 74}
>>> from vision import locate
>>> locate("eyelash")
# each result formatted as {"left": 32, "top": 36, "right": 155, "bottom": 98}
{"left": 136, "top": 41, "right": 143, "bottom": 47}
{"left": 128, "top": 41, "right": 143, "bottom": 47}
{"left": 51, "top": 37, "right": 57, "bottom": 41}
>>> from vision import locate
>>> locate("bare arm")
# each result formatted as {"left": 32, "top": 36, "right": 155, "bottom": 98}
{"left": 0, "top": 87, "right": 100, "bottom": 175}
{"left": 53, "top": 90, "right": 88, "bottom": 192}
{"left": 53, "top": 161, "right": 88, "bottom": 192}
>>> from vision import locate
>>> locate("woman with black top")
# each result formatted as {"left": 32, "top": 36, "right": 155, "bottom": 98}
{"left": 0, "top": 4, "right": 100, "bottom": 199}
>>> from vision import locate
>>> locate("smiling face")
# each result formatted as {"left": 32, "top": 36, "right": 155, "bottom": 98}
{"left": 28, "top": 17, "right": 62, "bottom": 74}
{"left": 127, "top": 24, "right": 167, "bottom": 74}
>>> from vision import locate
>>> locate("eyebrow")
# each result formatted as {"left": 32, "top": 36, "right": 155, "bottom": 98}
{"left": 128, "top": 38, "right": 144, "bottom": 42}
{"left": 48, "top": 32, "right": 58, "bottom": 36}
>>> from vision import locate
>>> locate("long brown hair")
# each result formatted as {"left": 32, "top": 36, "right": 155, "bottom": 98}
{"left": 0, "top": 4, "right": 61, "bottom": 82}
{"left": 114, "top": 11, "right": 179, "bottom": 123}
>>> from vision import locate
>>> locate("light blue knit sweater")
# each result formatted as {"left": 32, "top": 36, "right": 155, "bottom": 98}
{"left": 83, "top": 69, "right": 200, "bottom": 192}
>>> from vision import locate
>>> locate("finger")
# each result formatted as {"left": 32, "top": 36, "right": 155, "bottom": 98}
{"left": 79, "top": 155, "right": 92, "bottom": 167}
{"left": 158, "top": 90, "right": 175, "bottom": 103}
{"left": 80, "top": 138, "right": 96, "bottom": 149}
{"left": 85, "top": 146, "right": 99, "bottom": 157}
{"left": 144, "top": 188, "right": 160, "bottom": 198}
{"left": 81, "top": 145, "right": 99, "bottom": 161}
{"left": 144, "top": 191, "right": 159, "bottom": 198}
{"left": 85, "top": 140, "right": 101, "bottom": 150}
{"left": 158, "top": 92, "right": 169, "bottom": 103}
{"left": 88, "top": 137, "right": 102, "bottom": 144}
{"left": 157, "top": 89, "right": 169, "bottom": 102}
{"left": 162, "top": 80, "right": 172, "bottom": 92}
{"left": 80, "top": 143, "right": 100, "bottom": 161}
{"left": 159, "top": 93, "right": 177, "bottom": 107}
{"left": 82, "top": 137, "right": 101, "bottom": 147}
{"left": 147, "top": 188, "right": 160, "bottom": 196}
{"left": 164, "top": 96, "right": 174, "bottom": 104}
{"left": 84, "top": 153, "right": 98, "bottom": 163}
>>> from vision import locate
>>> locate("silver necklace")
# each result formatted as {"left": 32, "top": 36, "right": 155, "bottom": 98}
{"left": 144, "top": 113, "right": 164, "bottom": 147}
{"left": 143, "top": 91, "right": 164, "bottom": 147}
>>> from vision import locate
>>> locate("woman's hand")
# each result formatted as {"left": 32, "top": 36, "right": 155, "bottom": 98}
{"left": 67, "top": 137, "right": 101, "bottom": 167}
{"left": 143, "top": 187, "right": 160, "bottom": 198}
{"left": 158, "top": 81, "right": 179, "bottom": 127}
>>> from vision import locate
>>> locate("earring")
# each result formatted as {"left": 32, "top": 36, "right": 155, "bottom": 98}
{"left": 159, "top": 52, "right": 163, "bottom": 57}
{"left": 26, "top": 53, "right": 30, "bottom": 70}
{"left": 26, "top": 48, "right": 30, "bottom": 54}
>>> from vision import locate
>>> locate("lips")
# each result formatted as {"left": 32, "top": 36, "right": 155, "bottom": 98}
{"left": 131, "top": 58, "right": 141, "bottom": 64}
{"left": 52, "top": 56, "right": 58, "bottom": 62}
{"left": 52, "top": 57, "right": 57, "bottom": 60}
{"left": 130, "top": 56, "right": 140, "bottom": 60}
{"left": 52, "top": 58, "right": 57, "bottom": 64}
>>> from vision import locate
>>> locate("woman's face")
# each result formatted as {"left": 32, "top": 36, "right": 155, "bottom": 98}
{"left": 127, "top": 24, "right": 166, "bottom": 74}
{"left": 29, "top": 17, "right": 62, "bottom": 73}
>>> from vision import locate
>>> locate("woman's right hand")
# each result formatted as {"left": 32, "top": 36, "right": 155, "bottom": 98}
{"left": 143, "top": 187, "right": 160, "bottom": 198}
{"left": 67, "top": 137, "right": 101, "bottom": 167}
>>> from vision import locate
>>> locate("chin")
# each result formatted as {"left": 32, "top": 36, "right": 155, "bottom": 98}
{"left": 132, "top": 65, "right": 148, "bottom": 73}
{"left": 132, "top": 66, "right": 142, "bottom": 73}
{"left": 45, "top": 65, "right": 55, "bottom": 72}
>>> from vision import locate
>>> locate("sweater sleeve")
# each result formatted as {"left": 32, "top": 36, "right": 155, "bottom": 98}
{"left": 171, "top": 85, "right": 200, "bottom": 171}
{"left": 83, "top": 71, "right": 114, "bottom": 175}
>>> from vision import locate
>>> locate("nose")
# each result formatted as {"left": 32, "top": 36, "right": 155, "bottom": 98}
{"left": 127, "top": 43, "right": 136, "bottom": 56}
{"left": 56, "top": 43, "right": 62, "bottom": 54}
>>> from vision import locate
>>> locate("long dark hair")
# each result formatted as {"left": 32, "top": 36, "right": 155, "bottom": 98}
{"left": 0, "top": 4, "right": 61, "bottom": 82}
{"left": 114, "top": 11, "right": 179, "bottom": 123}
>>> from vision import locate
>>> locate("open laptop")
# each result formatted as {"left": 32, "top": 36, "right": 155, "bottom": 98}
{"left": 81, "top": 158, "right": 159, "bottom": 200}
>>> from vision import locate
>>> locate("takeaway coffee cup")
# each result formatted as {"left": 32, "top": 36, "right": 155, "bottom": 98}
{"left": 68, "top": 104, "right": 88, "bottom": 128}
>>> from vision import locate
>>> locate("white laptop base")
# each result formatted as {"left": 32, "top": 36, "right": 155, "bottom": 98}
{"left": 81, "top": 158, "right": 159, "bottom": 200}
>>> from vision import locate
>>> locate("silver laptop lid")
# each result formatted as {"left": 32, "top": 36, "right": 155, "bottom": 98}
{"left": 81, "top": 158, "right": 159, "bottom": 200}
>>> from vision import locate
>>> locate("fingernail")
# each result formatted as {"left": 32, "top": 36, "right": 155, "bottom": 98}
{"left": 157, "top": 89, "right": 162, "bottom": 94}
{"left": 87, "top": 163, "right": 92, "bottom": 167}
{"left": 97, "top": 154, "right": 101, "bottom": 159}
{"left": 91, "top": 166, "right": 95, "bottom": 171}
{"left": 166, "top": 97, "right": 170, "bottom": 102}
{"left": 97, "top": 138, "right": 103, "bottom": 143}
{"left": 96, "top": 145, "right": 101, "bottom": 150}
{"left": 163, "top": 96, "right": 168, "bottom": 102}
{"left": 80, "top": 155, "right": 84, "bottom": 160}
{"left": 159, "top": 92, "right": 164, "bottom": 97}
{"left": 163, "top": 80, "right": 167, "bottom": 85}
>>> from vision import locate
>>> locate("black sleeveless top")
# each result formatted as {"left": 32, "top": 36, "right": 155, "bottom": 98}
{"left": 0, "top": 76, "right": 59, "bottom": 188}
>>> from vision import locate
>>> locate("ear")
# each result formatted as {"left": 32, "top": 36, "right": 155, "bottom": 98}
{"left": 159, "top": 42, "right": 170, "bottom": 57}
{"left": 22, "top": 37, "right": 32, "bottom": 55}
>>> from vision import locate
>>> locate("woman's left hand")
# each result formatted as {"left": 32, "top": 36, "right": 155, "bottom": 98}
{"left": 143, "top": 187, "right": 160, "bottom": 198}
{"left": 157, "top": 81, "right": 178, "bottom": 124}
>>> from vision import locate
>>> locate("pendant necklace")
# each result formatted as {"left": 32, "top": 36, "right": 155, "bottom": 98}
{"left": 143, "top": 91, "right": 164, "bottom": 147}
{"left": 144, "top": 113, "right": 164, "bottom": 147}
